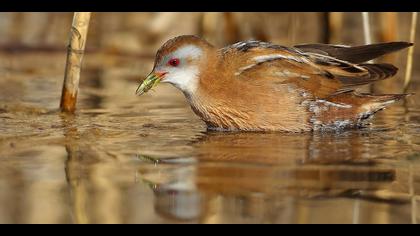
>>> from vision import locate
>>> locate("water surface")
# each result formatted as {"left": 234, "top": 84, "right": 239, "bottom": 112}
{"left": 0, "top": 52, "right": 420, "bottom": 223}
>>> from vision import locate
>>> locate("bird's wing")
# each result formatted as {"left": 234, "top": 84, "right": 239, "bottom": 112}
{"left": 294, "top": 42, "right": 412, "bottom": 64}
{"left": 220, "top": 40, "right": 399, "bottom": 98}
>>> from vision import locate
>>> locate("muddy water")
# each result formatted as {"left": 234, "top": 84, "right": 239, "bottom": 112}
{"left": 0, "top": 52, "right": 420, "bottom": 223}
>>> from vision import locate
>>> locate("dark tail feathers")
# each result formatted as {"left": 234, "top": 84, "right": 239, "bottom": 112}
{"left": 295, "top": 41, "right": 413, "bottom": 64}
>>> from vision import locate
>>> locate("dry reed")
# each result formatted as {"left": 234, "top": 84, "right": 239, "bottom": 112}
{"left": 404, "top": 12, "right": 417, "bottom": 93}
{"left": 60, "top": 12, "right": 91, "bottom": 113}
{"left": 362, "top": 12, "right": 374, "bottom": 92}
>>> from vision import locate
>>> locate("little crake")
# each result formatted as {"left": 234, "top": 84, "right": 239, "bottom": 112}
{"left": 137, "top": 35, "right": 412, "bottom": 132}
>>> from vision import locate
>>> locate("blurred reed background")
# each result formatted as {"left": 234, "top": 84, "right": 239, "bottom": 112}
{"left": 0, "top": 12, "right": 417, "bottom": 94}
{"left": 0, "top": 13, "right": 416, "bottom": 50}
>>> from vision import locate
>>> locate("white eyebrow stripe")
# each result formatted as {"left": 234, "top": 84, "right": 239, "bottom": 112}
{"left": 172, "top": 45, "right": 203, "bottom": 60}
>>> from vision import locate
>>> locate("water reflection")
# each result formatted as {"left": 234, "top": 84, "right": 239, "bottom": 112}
{"left": 136, "top": 131, "right": 414, "bottom": 223}
{"left": 0, "top": 52, "right": 420, "bottom": 223}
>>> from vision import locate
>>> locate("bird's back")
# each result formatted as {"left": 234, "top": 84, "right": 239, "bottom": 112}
{"left": 203, "top": 40, "right": 413, "bottom": 131}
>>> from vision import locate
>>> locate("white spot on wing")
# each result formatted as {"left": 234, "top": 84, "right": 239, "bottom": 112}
{"left": 332, "top": 44, "right": 351, "bottom": 48}
{"left": 307, "top": 99, "right": 354, "bottom": 131}
{"left": 254, "top": 54, "right": 307, "bottom": 63}
{"left": 316, "top": 100, "right": 352, "bottom": 109}
{"left": 304, "top": 52, "right": 365, "bottom": 71}
{"left": 275, "top": 70, "right": 311, "bottom": 80}
{"left": 235, "top": 64, "right": 257, "bottom": 76}
{"left": 235, "top": 54, "right": 309, "bottom": 76}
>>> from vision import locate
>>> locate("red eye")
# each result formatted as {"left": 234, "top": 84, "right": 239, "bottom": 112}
{"left": 168, "top": 58, "right": 180, "bottom": 67}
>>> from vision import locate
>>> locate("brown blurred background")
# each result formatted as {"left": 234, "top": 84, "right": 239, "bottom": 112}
{"left": 0, "top": 12, "right": 417, "bottom": 94}
{"left": 0, "top": 12, "right": 416, "bottom": 52}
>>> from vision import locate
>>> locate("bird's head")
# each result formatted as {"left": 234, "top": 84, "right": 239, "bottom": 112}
{"left": 136, "top": 35, "right": 214, "bottom": 96}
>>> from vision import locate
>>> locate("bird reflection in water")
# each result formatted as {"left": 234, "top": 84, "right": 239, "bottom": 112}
{"left": 138, "top": 131, "right": 400, "bottom": 223}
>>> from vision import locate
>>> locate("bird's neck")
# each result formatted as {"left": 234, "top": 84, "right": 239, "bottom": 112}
{"left": 183, "top": 60, "right": 251, "bottom": 130}
{"left": 186, "top": 90, "right": 242, "bottom": 130}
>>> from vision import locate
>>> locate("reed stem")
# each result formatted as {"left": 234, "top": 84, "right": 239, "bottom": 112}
{"left": 362, "top": 12, "right": 372, "bottom": 45}
{"left": 60, "top": 12, "right": 91, "bottom": 113}
{"left": 404, "top": 12, "right": 418, "bottom": 93}
{"left": 329, "top": 12, "right": 343, "bottom": 43}
{"left": 321, "top": 12, "right": 330, "bottom": 44}
{"left": 362, "top": 12, "right": 374, "bottom": 92}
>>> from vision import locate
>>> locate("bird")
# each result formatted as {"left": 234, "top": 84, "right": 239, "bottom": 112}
{"left": 136, "top": 35, "right": 413, "bottom": 132}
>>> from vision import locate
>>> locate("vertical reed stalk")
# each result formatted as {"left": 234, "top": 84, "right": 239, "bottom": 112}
{"left": 362, "top": 12, "right": 374, "bottom": 92}
{"left": 60, "top": 12, "right": 91, "bottom": 113}
{"left": 329, "top": 12, "right": 343, "bottom": 43}
{"left": 288, "top": 13, "right": 298, "bottom": 44}
{"left": 380, "top": 13, "right": 398, "bottom": 63}
{"left": 404, "top": 12, "right": 418, "bottom": 93}
{"left": 362, "top": 13, "right": 373, "bottom": 52}
{"left": 320, "top": 12, "right": 330, "bottom": 44}
{"left": 409, "top": 164, "right": 417, "bottom": 224}
{"left": 379, "top": 13, "right": 398, "bottom": 42}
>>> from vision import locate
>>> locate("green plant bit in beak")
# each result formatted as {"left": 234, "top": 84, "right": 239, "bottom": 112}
{"left": 136, "top": 73, "right": 162, "bottom": 96}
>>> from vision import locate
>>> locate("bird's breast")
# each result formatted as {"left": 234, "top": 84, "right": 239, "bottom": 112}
{"left": 184, "top": 84, "right": 312, "bottom": 132}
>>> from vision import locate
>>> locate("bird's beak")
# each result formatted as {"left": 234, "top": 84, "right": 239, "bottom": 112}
{"left": 136, "top": 72, "right": 167, "bottom": 96}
